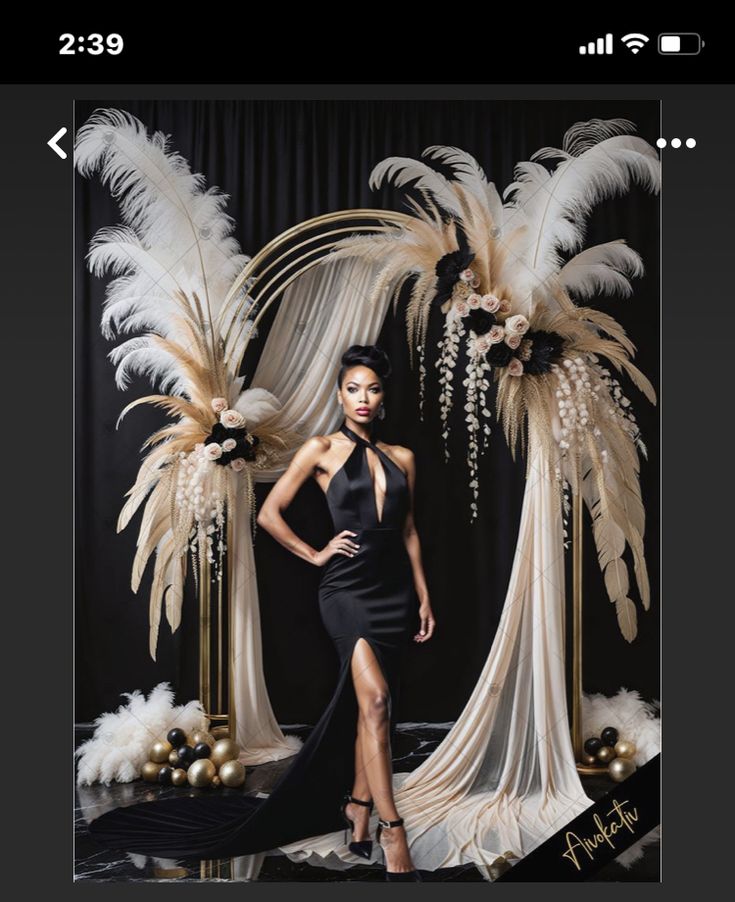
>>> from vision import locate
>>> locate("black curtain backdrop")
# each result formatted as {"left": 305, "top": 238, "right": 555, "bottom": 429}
{"left": 75, "top": 99, "right": 659, "bottom": 727}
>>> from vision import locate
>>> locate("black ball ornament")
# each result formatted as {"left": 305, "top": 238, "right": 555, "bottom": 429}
{"left": 167, "top": 728, "right": 187, "bottom": 748}
{"left": 157, "top": 765, "right": 173, "bottom": 785}
{"left": 193, "top": 742, "right": 212, "bottom": 759}
{"left": 583, "top": 737, "right": 603, "bottom": 756}
{"left": 601, "top": 726, "right": 619, "bottom": 747}
{"left": 177, "top": 744, "right": 196, "bottom": 766}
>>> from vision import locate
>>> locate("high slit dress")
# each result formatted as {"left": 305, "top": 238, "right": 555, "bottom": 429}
{"left": 87, "top": 421, "right": 419, "bottom": 861}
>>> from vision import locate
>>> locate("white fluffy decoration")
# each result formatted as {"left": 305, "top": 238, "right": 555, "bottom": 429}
{"left": 232, "top": 384, "right": 283, "bottom": 429}
{"left": 582, "top": 687, "right": 661, "bottom": 870}
{"left": 75, "top": 682, "right": 209, "bottom": 786}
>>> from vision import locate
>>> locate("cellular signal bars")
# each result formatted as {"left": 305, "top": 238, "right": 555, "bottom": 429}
{"left": 579, "top": 34, "right": 614, "bottom": 55}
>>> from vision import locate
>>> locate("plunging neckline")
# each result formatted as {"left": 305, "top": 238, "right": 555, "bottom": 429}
{"left": 324, "top": 423, "right": 402, "bottom": 526}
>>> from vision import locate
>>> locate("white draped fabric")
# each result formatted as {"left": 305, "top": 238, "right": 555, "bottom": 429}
{"left": 231, "top": 256, "right": 594, "bottom": 876}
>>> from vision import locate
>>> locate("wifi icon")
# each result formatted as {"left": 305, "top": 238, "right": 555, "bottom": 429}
{"left": 621, "top": 33, "right": 650, "bottom": 53}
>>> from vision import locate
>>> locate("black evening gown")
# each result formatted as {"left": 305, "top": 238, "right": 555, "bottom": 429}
{"left": 88, "top": 422, "right": 419, "bottom": 860}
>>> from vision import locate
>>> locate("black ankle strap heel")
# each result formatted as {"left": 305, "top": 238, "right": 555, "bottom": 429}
{"left": 376, "top": 815, "right": 423, "bottom": 881}
{"left": 339, "top": 793, "right": 374, "bottom": 859}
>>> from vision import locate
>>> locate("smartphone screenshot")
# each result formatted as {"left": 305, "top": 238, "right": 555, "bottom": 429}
{"left": 3, "top": 22, "right": 724, "bottom": 887}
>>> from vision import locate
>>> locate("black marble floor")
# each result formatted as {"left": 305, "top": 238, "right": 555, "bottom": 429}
{"left": 75, "top": 724, "right": 659, "bottom": 882}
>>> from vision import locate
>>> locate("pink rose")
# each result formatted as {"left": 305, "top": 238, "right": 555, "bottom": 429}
{"left": 455, "top": 300, "right": 469, "bottom": 317}
{"left": 204, "top": 443, "right": 223, "bottom": 460}
{"left": 498, "top": 298, "right": 512, "bottom": 314}
{"left": 505, "top": 332, "right": 522, "bottom": 349}
{"left": 220, "top": 409, "right": 246, "bottom": 428}
{"left": 487, "top": 324, "right": 505, "bottom": 344}
{"left": 474, "top": 336, "right": 490, "bottom": 354}
{"left": 230, "top": 457, "right": 246, "bottom": 471}
{"left": 467, "top": 293, "right": 482, "bottom": 309}
{"left": 222, "top": 438, "right": 237, "bottom": 452}
{"left": 459, "top": 268, "right": 475, "bottom": 283}
{"left": 505, "top": 313, "right": 529, "bottom": 335}
{"left": 481, "top": 293, "right": 501, "bottom": 313}
{"left": 470, "top": 275, "right": 481, "bottom": 288}
{"left": 507, "top": 357, "right": 524, "bottom": 376}
{"left": 211, "top": 397, "right": 228, "bottom": 413}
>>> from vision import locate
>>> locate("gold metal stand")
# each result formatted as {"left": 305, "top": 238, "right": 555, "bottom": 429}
{"left": 198, "top": 511, "right": 236, "bottom": 738}
{"left": 571, "top": 489, "right": 608, "bottom": 775}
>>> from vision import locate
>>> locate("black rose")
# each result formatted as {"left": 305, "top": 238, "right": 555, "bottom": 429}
{"left": 467, "top": 307, "right": 496, "bottom": 336}
{"left": 486, "top": 341, "right": 514, "bottom": 367}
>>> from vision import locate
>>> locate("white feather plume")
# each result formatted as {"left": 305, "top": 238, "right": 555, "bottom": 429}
{"left": 74, "top": 682, "right": 208, "bottom": 786}
{"left": 74, "top": 107, "right": 252, "bottom": 394}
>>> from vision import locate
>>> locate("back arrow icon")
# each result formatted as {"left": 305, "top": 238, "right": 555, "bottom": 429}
{"left": 48, "top": 127, "right": 68, "bottom": 159}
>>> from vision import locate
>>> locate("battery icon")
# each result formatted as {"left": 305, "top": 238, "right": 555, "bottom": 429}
{"left": 658, "top": 33, "right": 704, "bottom": 55}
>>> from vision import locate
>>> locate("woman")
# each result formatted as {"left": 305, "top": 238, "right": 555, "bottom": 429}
{"left": 88, "top": 344, "right": 435, "bottom": 881}
{"left": 257, "top": 344, "right": 436, "bottom": 878}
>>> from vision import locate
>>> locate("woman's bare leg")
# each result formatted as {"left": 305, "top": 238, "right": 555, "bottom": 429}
{"left": 349, "top": 637, "right": 414, "bottom": 872}
{"left": 345, "top": 719, "right": 371, "bottom": 841}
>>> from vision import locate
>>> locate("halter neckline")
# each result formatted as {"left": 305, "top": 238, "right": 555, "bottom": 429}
{"left": 340, "top": 422, "right": 380, "bottom": 450}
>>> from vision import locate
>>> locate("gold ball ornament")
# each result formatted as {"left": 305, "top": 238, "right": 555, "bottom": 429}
{"left": 211, "top": 738, "right": 241, "bottom": 768}
{"left": 614, "top": 739, "right": 637, "bottom": 759}
{"left": 168, "top": 749, "right": 180, "bottom": 767}
{"left": 211, "top": 726, "right": 230, "bottom": 741}
{"left": 191, "top": 730, "right": 216, "bottom": 748}
{"left": 582, "top": 753, "right": 598, "bottom": 765}
{"left": 211, "top": 775, "right": 221, "bottom": 788}
{"left": 218, "top": 760, "right": 246, "bottom": 787}
{"left": 150, "top": 740, "right": 173, "bottom": 763}
{"left": 141, "top": 761, "right": 163, "bottom": 782}
{"left": 596, "top": 745, "right": 616, "bottom": 764}
{"left": 609, "top": 757, "right": 637, "bottom": 782}
{"left": 171, "top": 768, "right": 188, "bottom": 786}
{"left": 187, "top": 758, "right": 217, "bottom": 787}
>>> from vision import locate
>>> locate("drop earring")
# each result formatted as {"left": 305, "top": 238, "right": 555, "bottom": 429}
{"left": 378, "top": 403, "right": 385, "bottom": 420}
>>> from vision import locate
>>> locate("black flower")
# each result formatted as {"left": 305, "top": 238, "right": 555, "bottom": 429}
{"left": 432, "top": 222, "right": 475, "bottom": 309}
{"left": 522, "top": 330, "right": 566, "bottom": 375}
{"left": 467, "top": 307, "right": 496, "bottom": 336}
{"left": 486, "top": 341, "right": 514, "bottom": 367}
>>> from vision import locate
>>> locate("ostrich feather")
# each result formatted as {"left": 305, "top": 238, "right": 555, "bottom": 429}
{"left": 75, "top": 108, "right": 252, "bottom": 395}
{"left": 500, "top": 119, "right": 660, "bottom": 310}
{"left": 556, "top": 239, "right": 645, "bottom": 301}
{"left": 421, "top": 145, "right": 504, "bottom": 232}
{"left": 368, "top": 156, "right": 465, "bottom": 218}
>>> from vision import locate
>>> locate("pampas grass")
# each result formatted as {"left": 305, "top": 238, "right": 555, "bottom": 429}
{"left": 75, "top": 682, "right": 209, "bottom": 786}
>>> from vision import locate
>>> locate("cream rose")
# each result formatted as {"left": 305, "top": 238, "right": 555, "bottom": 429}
{"left": 498, "top": 298, "right": 512, "bottom": 314}
{"left": 504, "top": 314, "right": 530, "bottom": 335}
{"left": 480, "top": 293, "right": 501, "bottom": 313}
{"left": 211, "top": 397, "right": 228, "bottom": 413}
{"left": 459, "top": 268, "right": 475, "bottom": 282}
{"left": 505, "top": 332, "right": 522, "bottom": 349}
{"left": 220, "top": 409, "right": 246, "bottom": 428}
{"left": 454, "top": 300, "right": 469, "bottom": 317}
{"left": 230, "top": 457, "right": 246, "bottom": 471}
{"left": 222, "top": 438, "right": 237, "bottom": 452}
{"left": 467, "top": 293, "right": 482, "bottom": 308}
{"left": 507, "top": 357, "right": 524, "bottom": 376}
{"left": 204, "top": 443, "right": 223, "bottom": 460}
{"left": 474, "top": 336, "right": 490, "bottom": 354}
{"left": 487, "top": 324, "right": 505, "bottom": 344}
